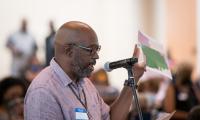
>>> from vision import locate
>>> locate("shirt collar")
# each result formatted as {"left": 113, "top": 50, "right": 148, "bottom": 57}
{"left": 50, "top": 58, "right": 85, "bottom": 86}
{"left": 50, "top": 58, "right": 72, "bottom": 86}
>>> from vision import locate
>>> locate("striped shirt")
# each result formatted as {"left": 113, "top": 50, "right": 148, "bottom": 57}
{"left": 24, "top": 58, "right": 110, "bottom": 120}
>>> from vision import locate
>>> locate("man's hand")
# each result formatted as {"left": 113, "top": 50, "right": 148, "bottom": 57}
{"left": 132, "top": 45, "right": 146, "bottom": 82}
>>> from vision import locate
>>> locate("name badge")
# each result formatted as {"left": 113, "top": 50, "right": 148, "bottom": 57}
{"left": 75, "top": 108, "right": 89, "bottom": 120}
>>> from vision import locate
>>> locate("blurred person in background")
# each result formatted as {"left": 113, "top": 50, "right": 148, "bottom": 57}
{"left": 128, "top": 77, "right": 164, "bottom": 120}
{"left": 163, "top": 62, "right": 199, "bottom": 120}
{"left": 137, "top": 78, "right": 160, "bottom": 110}
{"left": 23, "top": 56, "right": 43, "bottom": 85}
{"left": 187, "top": 105, "right": 200, "bottom": 120}
{"left": 6, "top": 18, "right": 38, "bottom": 78}
{"left": 89, "top": 68, "right": 119, "bottom": 105}
{"left": 45, "top": 20, "right": 56, "bottom": 66}
{"left": 0, "top": 77, "right": 27, "bottom": 120}
{"left": 128, "top": 93, "right": 151, "bottom": 120}
{"left": 192, "top": 76, "right": 200, "bottom": 104}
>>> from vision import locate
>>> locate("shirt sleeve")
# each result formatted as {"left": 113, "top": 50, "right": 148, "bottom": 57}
{"left": 24, "top": 88, "right": 64, "bottom": 120}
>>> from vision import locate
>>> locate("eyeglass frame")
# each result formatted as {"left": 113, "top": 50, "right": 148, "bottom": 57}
{"left": 68, "top": 43, "right": 101, "bottom": 56}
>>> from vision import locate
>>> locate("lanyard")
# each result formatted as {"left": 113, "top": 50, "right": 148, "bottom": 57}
{"left": 69, "top": 84, "right": 87, "bottom": 109}
{"left": 69, "top": 84, "right": 94, "bottom": 120}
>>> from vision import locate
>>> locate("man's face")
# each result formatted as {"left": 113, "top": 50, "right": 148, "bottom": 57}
{"left": 71, "top": 43, "right": 100, "bottom": 79}
{"left": 62, "top": 26, "right": 100, "bottom": 80}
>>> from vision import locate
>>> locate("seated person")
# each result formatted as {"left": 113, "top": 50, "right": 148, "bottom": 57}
{"left": 0, "top": 76, "right": 27, "bottom": 120}
{"left": 89, "top": 68, "right": 119, "bottom": 105}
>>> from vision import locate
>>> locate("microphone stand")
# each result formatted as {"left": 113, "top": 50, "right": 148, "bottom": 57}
{"left": 126, "top": 66, "right": 143, "bottom": 120}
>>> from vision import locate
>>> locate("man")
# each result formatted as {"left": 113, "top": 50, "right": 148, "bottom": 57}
{"left": 24, "top": 21, "right": 145, "bottom": 120}
{"left": 6, "top": 19, "right": 37, "bottom": 78}
{"left": 45, "top": 20, "right": 56, "bottom": 66}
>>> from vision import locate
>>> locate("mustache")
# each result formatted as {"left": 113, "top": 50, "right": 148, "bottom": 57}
{"left": 89, "top": 60, "right": 96, "bottom": 65}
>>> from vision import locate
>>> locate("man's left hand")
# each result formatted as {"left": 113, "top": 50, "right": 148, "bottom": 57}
{"left": 132, "top": 45, "right": 146, "bottom": 82}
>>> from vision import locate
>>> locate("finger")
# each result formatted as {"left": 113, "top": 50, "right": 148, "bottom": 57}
{"left": 143, "top": 54, "right": 147, "bottom": 71}
{"left": 133, "top": 44, "right": 140, "bottom": 58}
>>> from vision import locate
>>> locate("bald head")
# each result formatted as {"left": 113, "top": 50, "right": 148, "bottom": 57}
{"left": 55, "top": 21, "right": 97, "bottom": 45}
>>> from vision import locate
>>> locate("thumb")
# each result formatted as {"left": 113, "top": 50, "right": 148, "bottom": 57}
{"left": 133, "top": 44, "right": 140, "bottom": 58}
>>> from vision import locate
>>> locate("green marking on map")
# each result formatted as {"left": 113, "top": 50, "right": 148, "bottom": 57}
{"left": 141, "top": 45, "right": 168, "bottom": 70}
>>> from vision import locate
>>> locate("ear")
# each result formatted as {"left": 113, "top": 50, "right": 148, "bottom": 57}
{"left": 64, "top": 46, "right": 73, "bottom": 57}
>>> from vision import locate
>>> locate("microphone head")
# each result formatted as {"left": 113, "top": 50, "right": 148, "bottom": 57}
{"left": 104, "top": 62, "right": 112, "bottom": 72}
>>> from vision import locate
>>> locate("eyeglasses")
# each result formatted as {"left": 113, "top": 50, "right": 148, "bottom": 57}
{"left": 70, "top": 43, "right": 101, "bottom": 56}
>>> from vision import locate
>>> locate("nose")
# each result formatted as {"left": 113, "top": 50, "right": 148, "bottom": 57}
{"left": 92, "top": 52, "right": 99, "bottom": 59}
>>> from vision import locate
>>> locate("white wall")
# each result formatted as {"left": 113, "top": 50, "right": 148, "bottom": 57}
{"left": 0, "top": 0, "right": 139, "bottom": 90}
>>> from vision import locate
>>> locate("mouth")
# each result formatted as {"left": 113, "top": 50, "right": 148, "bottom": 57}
{"left": 88, "top": 64, "right": 94, "bottom": 71}
{"left": 88, "top": 61, "right": 96, "bottom": 71}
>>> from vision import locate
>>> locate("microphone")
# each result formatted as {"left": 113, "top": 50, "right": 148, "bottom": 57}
{"left": 104, "top": 57, "right": 138, "bottom": 72}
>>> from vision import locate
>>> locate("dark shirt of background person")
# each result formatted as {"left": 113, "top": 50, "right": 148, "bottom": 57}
{"left": 45, "top": 20, "right": 56, "bottom": 66}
